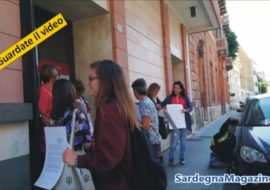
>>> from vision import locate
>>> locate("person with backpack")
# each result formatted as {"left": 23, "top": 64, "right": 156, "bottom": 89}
{"left": 63, "top": 60, "right": 137, "bottom": 190}
{"left": 161, "top": 81, "right": 193, "bottom": 166}
{"left": 209, "top": 117, "right": 237, "bottom": 168}
{"left": 132, "top": 78, "right": 162, "bottom": 161}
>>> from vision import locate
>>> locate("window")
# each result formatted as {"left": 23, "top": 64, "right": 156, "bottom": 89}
{"left": 246, "top": 97, "right": 270, "bottom": 126}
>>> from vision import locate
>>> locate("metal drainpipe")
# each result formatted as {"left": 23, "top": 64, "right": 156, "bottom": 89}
{"left": 186, "top": 34, "right": 193, "bottom": 100}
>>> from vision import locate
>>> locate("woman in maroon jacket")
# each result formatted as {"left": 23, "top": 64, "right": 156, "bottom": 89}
{"left": 64, "top": 60, "right": 137, "bottom": 190}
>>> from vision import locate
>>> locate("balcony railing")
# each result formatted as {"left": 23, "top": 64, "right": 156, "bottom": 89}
{"left": 216, "top": 37, "right": 228, "bottom": 52}
{"left": 222, "top": 15, "right": 229, "bottom": 26}
{"left": 221, "top": 15, "right": 229, "bottom": 32}
{"left": 226, "top": 57, "right": 233, "bottom": 71}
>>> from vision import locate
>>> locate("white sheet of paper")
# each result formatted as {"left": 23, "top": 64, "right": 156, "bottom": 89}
{"left": 166, "top": 104, "right": 186, "bottom": 129}
{"left": 34, "top": 127, "right": 69, "bottom": 190}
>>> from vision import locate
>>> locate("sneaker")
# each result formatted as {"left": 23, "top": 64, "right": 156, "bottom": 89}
{"left": 179, "top": 159, "right": 185, "bottom": 165}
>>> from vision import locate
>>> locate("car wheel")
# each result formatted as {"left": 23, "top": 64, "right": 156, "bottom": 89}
{"left": 227, "top": 156, "right": 240, "bottom": 175}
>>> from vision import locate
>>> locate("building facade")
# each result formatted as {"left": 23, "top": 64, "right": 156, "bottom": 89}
{"left": 228, "top": 56, "right": 242, "bottom": 109}
{"left": 238, "top": 46, "right": 256, "bottom": 100}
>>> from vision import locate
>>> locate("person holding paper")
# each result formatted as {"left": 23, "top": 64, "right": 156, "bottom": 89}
{"left": 161, "top": 81, "right": 193, "bottom": 166}
{"left": 63, "top": 60, "right": 136, "bottom": 190}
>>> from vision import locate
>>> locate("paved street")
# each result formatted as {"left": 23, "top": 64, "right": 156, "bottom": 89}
{"left": 163, "top": 111, "right": 241, "bottom": 190}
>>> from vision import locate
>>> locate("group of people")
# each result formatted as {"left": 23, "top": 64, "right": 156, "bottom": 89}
{"left": 38, "top": 60, "right": 193, "bottom": 189}
{"left": 38, "top": 65, "right": 93, "bottom": 160}
{"left": 132, "top": 79, "right": 193, "bottom": 166}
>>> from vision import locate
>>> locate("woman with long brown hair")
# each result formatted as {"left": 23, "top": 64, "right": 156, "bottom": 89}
{"left": 161, "top": 81, "right": 193, "bottom": 167}
{"left": 63, "top": 60, "right": 136, "bottom": 190}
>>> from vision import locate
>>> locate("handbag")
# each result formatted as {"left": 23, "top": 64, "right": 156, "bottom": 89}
{"left": 158, "top": 116, "right": 169, "bottom": 139}
{"left": 54, "top": 109, "right": 95, "bottom": 190}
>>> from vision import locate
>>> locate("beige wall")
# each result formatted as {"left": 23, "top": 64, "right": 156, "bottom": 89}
{"left": 125, "top": 1, "right": 172, "bottom": 150}
{"left": 238, "top": 47, "right": 254, "bottom": 92}
{"left": 73, "top": 14, "right": 113, "bottom": 99}
{"left": 0, "top": 122, "right": 29, "bottom": 161}
{"left": 172, "top": 56, "right": 184, "bottom": 82}
{"left": 168, "top": 7, "right": 182, "bottom": 60}
{"left": 0, "top": 0, "right": 23, "bottom": 103}
{"left": 168, "top": 7, "right": 185, "bottom": 83}
{"left": 125, "top": 1, "right": 166, "bottom": 99}
{"left": 0, "top": 0, "right": 30, "bottom": 161}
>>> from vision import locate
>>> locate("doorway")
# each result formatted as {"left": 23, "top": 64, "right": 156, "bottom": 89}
{"left": 171, "top": 54, "right": 184, "bottom": 82}
{"left": 21, "top": 0, "right": 110, "bottom": 185}
{"left": 34, "top": 5, "right": 75, "bottom": 80}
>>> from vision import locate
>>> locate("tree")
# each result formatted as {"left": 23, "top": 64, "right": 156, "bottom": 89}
{"left": 257, "top": 75, "right": 268, "bottom": 94}
{"left": 225, "top": 29, "right": 239, "bottom": 61}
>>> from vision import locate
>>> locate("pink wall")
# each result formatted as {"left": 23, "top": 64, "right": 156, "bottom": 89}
{"left": 189, "top": 31, "right": 228, "bottom": 108}
{"left": 0, "top": 0, "right": 23, "bottom": 103}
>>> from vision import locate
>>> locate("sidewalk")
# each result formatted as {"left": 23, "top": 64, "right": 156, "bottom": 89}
{"left": 163, "top": 111, "right": 241, "bottom": 190}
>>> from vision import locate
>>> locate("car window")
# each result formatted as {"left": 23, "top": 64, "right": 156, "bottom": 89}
{"left": 246, "top": 97, "right": 270, "bottom": 126}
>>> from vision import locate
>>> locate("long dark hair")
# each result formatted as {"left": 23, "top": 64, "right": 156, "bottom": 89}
{"left": 171, "top": 81, "right": 186, "bottom": 97}
{"left": 90, "top": 60, "right": 137, "bottom": 129}
{"left": 51, "top": 79, "right": 76, "bottom": 120}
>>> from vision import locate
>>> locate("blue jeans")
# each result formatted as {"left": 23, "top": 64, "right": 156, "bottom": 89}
{"left": 169, "top": 128, "right": 187, "bottom": 162}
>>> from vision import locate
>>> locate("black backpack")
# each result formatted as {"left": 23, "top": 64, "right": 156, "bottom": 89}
{"left": 130, "top": 126, "right": 167, "bottom": 190}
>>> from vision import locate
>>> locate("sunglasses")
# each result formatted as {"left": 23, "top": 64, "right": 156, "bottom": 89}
{"left": 88, "top": 76, "right": 99, "bottom": 82}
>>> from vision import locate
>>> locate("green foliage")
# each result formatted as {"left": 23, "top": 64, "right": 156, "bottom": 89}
{"left": 260, "top": 84, "right": 267, "bottom": 93}
{"left": 225, "top": 29, "right": 239, "bottom": 61}
{"left": 257, "top": 75, "right": 268, "bottom": 94}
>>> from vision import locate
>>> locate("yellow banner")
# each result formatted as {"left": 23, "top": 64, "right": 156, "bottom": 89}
{"left": 0, "top": 13, "right": 67, "bottom": 70}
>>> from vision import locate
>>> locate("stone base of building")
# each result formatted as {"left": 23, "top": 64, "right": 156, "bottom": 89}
{"left": 192, "top": 103, "right": 230, "bottom": 132}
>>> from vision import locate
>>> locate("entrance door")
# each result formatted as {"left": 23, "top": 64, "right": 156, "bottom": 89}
{"left": 34, "top": 5, "right": 75, "bottom": 81}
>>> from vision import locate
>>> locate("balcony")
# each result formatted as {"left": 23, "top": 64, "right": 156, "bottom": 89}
{"left": 216, "top": 37, "right": 228, "bottom": 53}
{"left": 221, "top": 15, "right": 229, "bottom": 32}
{"left": 222, "top": 15, "right": 229, "bottom": 26}
{"left": 226, "top": 57, "right": 233, "bottom": 71}
{"left": 218, "top": 0, "right": 227, "bottom": 15}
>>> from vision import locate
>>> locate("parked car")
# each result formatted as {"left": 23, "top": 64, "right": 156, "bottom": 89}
{"left": 232, "top": 94, "right": 270, "bottom": 178}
